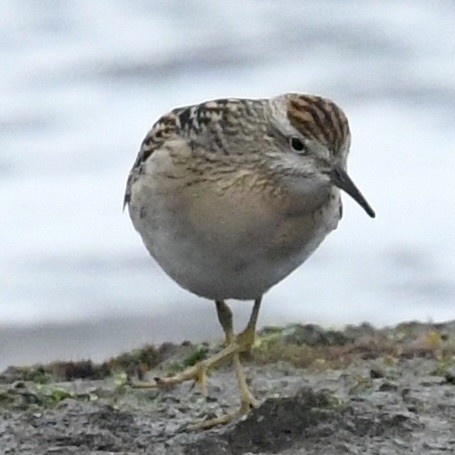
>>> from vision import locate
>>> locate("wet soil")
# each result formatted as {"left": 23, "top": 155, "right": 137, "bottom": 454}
{"left": 1, "top": 321, "right": 455, "bottom": 454}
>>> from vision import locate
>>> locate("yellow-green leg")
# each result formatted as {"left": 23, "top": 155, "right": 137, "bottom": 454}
{"left": 133, "top": 297, "right": 263, "bottom": 429}
{"left": 236, "top": 297, "right": 261, "bottom": 354}
{"left": 188, "top": 298, "right": 262, "bottom": 430}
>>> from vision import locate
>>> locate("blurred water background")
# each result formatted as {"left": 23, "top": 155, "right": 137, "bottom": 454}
{"left": 1, "top": 0, "right": 454, "bottom": 370}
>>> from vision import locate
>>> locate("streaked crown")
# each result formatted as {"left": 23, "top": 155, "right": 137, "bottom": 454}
{"left": 285, "top": 94, "right": 350, "bottom": 157}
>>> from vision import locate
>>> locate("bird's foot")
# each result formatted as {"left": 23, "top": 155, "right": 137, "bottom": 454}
{"left": 132, "top": 341, "right": 242, "bottom": 396}
{"left": 187, "top": 385, "right": 260, "bottom": 431}
{"left": 132, "top": 361, "right": 209, "bottom": 395}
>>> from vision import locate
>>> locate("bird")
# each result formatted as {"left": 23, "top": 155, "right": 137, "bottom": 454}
{"left": 124, "top": 93, "right": 375, "bottom": 429}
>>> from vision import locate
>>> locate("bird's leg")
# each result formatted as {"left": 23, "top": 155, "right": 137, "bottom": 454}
{"left": 188, "top": 298, "right": 262, "bottom": 430}
{"left": 133, "top": 339, "right": 243, "bottom": 394}
{"left": 133, "top": 300, "right": 242, "bottom": 394}
{"left": 134, "top": 298, "right": 263, "bottom": 430}
{"left": 229, "top": 297, "right": 261, "bottom": 408}
{"left": 187, "top": 299, "right": 236, "bottom": 395}
{"left": 215, "top": 299, "right": 261, "bottom": 407}
{"left": 236, "top": 297, "right": 262, "bottom": 354}
{"left": 215, "top": 299, "right": 234, "bottom": 344}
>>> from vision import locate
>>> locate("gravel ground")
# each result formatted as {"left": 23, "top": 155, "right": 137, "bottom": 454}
{"left": 1, "top": 321, "right": 455, "bottom": 454}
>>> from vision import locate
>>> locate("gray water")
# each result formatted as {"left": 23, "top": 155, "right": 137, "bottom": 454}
{"left": 1, "top": 0, "right": 454, "bottom": 367}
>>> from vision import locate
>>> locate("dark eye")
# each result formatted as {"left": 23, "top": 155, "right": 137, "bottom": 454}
{"left": 290, "top": 137, "right": 306, "bottom": 152}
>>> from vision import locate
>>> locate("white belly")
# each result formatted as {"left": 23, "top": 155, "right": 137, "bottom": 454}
{"left": 128, "top": 167, "right": 341, "bottom": 301}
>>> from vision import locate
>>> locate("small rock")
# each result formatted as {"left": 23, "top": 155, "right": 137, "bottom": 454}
{"left": 370, "top": 368, "right": 384, "bottom": 379}
{"left": 378, "top": 381, "right": 398, "bottom": 392}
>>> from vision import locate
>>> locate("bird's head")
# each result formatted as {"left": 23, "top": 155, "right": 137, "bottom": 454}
{"left": 267, "top": 93, "right": 375, "bottom": 218}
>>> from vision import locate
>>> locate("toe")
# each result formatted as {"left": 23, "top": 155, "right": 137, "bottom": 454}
{"left": 186, "top": 408, "right": 242, "bottom": 431}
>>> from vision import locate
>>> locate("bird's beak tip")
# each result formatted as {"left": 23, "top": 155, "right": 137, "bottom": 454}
{"left": 367, "top": 208, "right": 376, "bottom": 219}
{"left": 330, "top": 165, "right": 375, "bottom": 219}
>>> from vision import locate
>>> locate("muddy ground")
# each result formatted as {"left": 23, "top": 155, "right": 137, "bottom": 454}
{"left": 1, "top": 321, "right": 455, "bottom": 454}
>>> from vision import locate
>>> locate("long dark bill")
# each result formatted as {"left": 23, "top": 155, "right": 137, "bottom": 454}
{"left": 330, "top": 165, "right": 375, "bottom": 218}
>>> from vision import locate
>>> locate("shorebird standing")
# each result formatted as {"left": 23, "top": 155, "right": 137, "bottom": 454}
{"left": 124, "top": 93, "right": 375, "bottom": 428}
